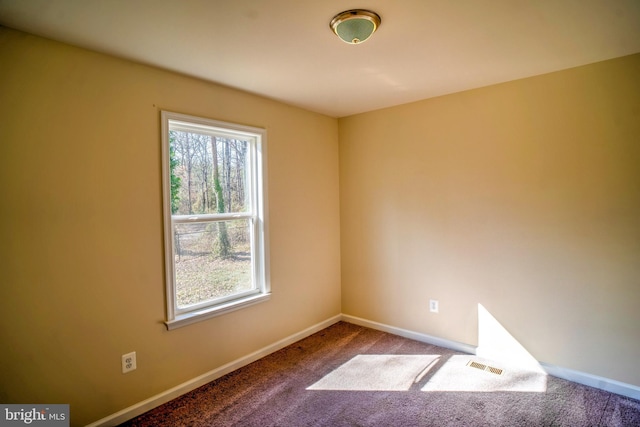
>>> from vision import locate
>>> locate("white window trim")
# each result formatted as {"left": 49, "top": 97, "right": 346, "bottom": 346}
{"left": 160, "top": 111, "right": 270, "bottom": 330}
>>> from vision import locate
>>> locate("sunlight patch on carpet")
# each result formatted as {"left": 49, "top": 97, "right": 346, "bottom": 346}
{"left": 307, "top": 355, "right": 440, "bottom": 391}
{"left": 421, "top": 355, "right": 547, "bottom": 392}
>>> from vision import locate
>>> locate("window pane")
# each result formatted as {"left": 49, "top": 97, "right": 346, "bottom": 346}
{"left": 174, "top": 219, "right": 253, "bottom": 309}
{"left": 169, "top": 130, "right": 250, "bottom": 215}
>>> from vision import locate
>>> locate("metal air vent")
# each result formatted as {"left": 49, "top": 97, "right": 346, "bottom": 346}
{"left": 467, "top": 360, "right": 503, "bottom": 375}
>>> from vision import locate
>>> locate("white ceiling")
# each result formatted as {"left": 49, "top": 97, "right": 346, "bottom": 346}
{"left": 1, "top": 0, "right": 639, "bottom": 117}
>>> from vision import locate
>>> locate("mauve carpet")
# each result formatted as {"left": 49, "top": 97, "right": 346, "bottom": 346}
{"left": 120, "top": 322, "right": 640, "bottom": 426}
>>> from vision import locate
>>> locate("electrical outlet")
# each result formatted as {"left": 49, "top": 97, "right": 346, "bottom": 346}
{"left": 122, "top": 351, "right": 137, "bottom": 374}
{"left": 429, "top": 299, "right": 439, "bottom": 313}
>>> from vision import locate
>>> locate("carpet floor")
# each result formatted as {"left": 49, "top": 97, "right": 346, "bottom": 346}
{"left": 120, "top": 321, "right": 640, "bottom": 426}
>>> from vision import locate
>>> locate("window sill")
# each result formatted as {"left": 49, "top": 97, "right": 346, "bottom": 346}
{"left": 164, "top": 293, "right": 271, "bottom": 330}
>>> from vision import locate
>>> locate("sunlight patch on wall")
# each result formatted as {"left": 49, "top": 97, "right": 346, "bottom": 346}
{"left": 307, "top": 355, "right": 440, "bottom": 391}
{"left": 477, "top": 303, "right": 546, "bottom": 374}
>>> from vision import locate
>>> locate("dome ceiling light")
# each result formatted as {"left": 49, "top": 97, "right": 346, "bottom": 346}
{"left": 330, "top": 9, "right": 381, "bottom": 45}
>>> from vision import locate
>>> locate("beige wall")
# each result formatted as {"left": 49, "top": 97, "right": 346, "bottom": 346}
{"left": 340, "top": 53, "right": 640, "bottom": 386}
{"left": 2, "top": 23, "right": 639, "bottom": 425}
{"left": 0, "top": 28, "right": 341, "bottom": 425}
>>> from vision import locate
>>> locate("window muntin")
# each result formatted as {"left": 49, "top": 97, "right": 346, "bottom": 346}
{"left": 161, "top": 111, "right": 269, "bottom": 329}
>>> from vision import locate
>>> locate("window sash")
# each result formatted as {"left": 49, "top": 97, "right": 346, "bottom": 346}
{"left": 171, "top": 217, "right": 258, "bottom": 315}
{"left": 168, "top": 129, "right": 255, "bottom": 216}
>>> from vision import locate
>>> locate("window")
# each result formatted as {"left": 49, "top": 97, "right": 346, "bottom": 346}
{"left": 161, "top": 111, "right": 269, "bottom": 330}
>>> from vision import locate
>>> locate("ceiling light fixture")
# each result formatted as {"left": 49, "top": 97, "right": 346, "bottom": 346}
{"left": 330, "top": 9, "right": 381, "bottom": 45}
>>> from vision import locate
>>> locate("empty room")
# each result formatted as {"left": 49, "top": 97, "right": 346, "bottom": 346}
{"left": 1, "top": 1, "right": 639, "bottom": 426}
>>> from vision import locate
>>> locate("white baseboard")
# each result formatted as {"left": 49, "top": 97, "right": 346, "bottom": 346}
{"left": 540, "top": 362, "right": 640, "bottom": 401}
{"left": 86, "top": 314, "right": 342, "bottom": 427}
{"left": 340, "top": 314, "right": 640, "bottom": 401}
{"left": 87, "top": 313, "right": 640, "bottom": 426}
{"left": 341, "top": 314, "right": 478, "bottom": 354}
